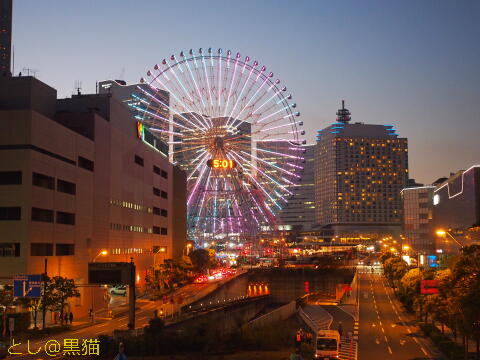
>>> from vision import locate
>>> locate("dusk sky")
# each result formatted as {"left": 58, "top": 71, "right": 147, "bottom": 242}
{"left": 12, "top": 0, "right": 479, "bottom": 184}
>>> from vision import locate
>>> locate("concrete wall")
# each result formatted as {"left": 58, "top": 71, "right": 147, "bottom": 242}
{"left": 244, "top": 300, "right": 297, "bottom": 329}
{"left": 167, "top": 297, "right": 269, "bottom": 335}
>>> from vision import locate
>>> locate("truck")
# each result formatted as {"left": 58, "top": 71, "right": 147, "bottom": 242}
{"left": 314, "top": 329, "right": 340, "bottom": 359}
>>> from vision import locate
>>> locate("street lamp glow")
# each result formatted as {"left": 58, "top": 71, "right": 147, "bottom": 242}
{"left": 436, "top": 230, "right": 446, "bottom": 236}
{"left": 100, "top": 250, "right": 108, "bottom": 256}
{"left": 390, "top": 247, "right": 396, "bottom": 252}
{"left": 403, "top": 245, "right": 410, "bottom": 250}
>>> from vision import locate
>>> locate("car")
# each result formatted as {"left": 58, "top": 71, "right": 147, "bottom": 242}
{"left": 109, "top": 285, "right": 126, "bottom": 296}
{"left": 358, "top": 260, "right": 364, "bottom": 265}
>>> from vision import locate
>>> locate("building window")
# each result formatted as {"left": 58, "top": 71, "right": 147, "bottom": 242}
{"left": 31, "top": 207, "right": 54, "bottom": 223}
{"left": 153, "top": 165, "right": 161, "bottom": 175}
{"left": 161, "top": 170, "right": 168, "bottom": 179}
{"left": 419, "top": 213, "right": 429, "bottom": 219}
{"left": 0, "top": 243, "right": 20, "bottom": 257}
{"left": 78, "top": 156, "right": 94, "bottom": 172}
{"left": 152, "top": 226, "right": 160, "bottom": 234}
{"left": 153, "top": 187, "right": 161, "bottom": 196}
{"left": 0, "top": 207, "right": 21, "bottom": 220}
{"left": 32, "top": 172, "right": 54, "bottom": 190}
{"left": 57, "top": 179, "right": 76, "bottom": 195}
{"left": 161, "top": 209, "right": 168, "bottom": 217}
{"left": 56, "top": 211, "right": 75, "bottom": 225}
{"left": 161, "top": 227, "right": 168, "bottom": 235}
{"left": 56, "top": 244, "right": 75, "bottom": 256}
{"left": 153, "top": 207, "right": 160, "bottom": 215}
{"left": 0, "top": 171, "right": 22, "bottom": 185}
{"left": 31, "top": 243, "right": 53, "bottom": 256}
{"left": 134, "top": 155, "right": 144, "bottom": 167}
{"left": 161, "top": 191, "right": 168, "bottom": 199}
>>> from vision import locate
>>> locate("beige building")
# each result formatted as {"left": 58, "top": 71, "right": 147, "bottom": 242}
{"left": 0, "top": 76, "right": 186, "bottom": 318}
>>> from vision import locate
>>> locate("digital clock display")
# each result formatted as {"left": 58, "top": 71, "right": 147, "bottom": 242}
{"left": 207, "top": 159, "right": 237, "bottom": 169}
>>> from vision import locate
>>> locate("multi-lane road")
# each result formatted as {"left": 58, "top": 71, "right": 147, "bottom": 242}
{"left": 357, "top": 266, "right": 445, "bottom": 360}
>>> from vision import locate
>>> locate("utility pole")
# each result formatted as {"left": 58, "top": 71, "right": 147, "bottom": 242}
{"left": 128, "top": 258, "right": 136, "bottom": 330}
{"left": 42, "top": 258, "right": 48, "bottom": 330}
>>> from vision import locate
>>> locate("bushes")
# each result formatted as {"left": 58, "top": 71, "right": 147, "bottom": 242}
{"left": 419, "top": 323, "right": 463, "bottom": 360}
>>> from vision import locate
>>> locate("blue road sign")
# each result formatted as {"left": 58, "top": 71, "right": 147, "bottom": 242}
{"left": 13, "top": 274, "right": 42, "bottom": 297}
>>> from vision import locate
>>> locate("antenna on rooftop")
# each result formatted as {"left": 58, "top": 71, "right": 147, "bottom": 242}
{"left": 74, "top": 80, "right": 82, "bottom": 95}
{"left": 336, "top": 99, "right": 351, "bottom": 124}
{"left": 22, "top": 67, "right": 38, "bottom": 77}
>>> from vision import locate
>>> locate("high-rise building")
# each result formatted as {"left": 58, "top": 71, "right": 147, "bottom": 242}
{"left": 0, "top": 76, "right": 187, "bottom": 318}
{"left": 0, "top": 0, "right": 12, "bottom": 76}
{"left": 314, "top": 101, "right": 408, "bottom": 242}
{"left": 279, "top": 144, "right": 315, "bottom": 230}
{"left": 401, "top": 185, "right": 435, "bottom": 254}
{"left": 433, "top": 165, "right": 480, "bottom": 252}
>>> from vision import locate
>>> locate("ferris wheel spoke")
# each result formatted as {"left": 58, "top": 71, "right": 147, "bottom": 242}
{"left": 134, "top": 86, "right": 205, "bottom": 133}
{"left": 146, "top": 75, "right": 209, "bottom": 131}
{"left": 228, "top": 151, "right": 287, "bottom": 206}
{"left": 230, "top": 149, "right": 295, "bottom": 196}
{"left": 182, "top": 54, "right": 208, "bottom": 117}
{"left": 151, "top": 65, "right": 210, "bottom": 130}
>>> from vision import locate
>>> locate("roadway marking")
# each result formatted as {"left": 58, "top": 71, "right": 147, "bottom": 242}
{"left": 375, "top": 338, "right": 380, "bottom": 344}
{"left": 381, "top": 327, "right": 385, "bottom": 333}
{"left": 379, "top": 321, "right": 382, "bottom": 326}
{"left": 388, "top": 346, "right": 393, "bottom": 354}
{"left": 407, "top": 328, "right": 411, "bottom": 333}
{"left": 384, "top": 336, "right": 388, "bottom": 342}
{"left": 421, "top": 347, "right": 428, "bottom": 355}
{"left": 96, "top": 322, "right": 109, "bottom": 327}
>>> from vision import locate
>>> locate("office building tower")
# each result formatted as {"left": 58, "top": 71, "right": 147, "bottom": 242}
{"left": 279, "top": 144, "right": 315, "bottom": 230}
{"left": 433, "top": 165, "right": 480, "bottom": 252}
{"left": 0, "top": 0, "right": 12, "bottom": 76}
{"left": 401, "top": 185, "right": 435, "bottom": 254}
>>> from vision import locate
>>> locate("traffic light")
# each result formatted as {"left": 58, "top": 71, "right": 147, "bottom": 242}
{"left": 304, "top": 281, "right": 309, "bottom": 293}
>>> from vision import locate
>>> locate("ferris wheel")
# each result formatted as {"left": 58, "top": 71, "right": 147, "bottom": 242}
{"left": 132, "top": 48, "right": 305, "bottom": 243}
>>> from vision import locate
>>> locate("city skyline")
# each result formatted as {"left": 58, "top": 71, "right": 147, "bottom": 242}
{"left": 11, "top": 0, "right": 479, "bottom": 184}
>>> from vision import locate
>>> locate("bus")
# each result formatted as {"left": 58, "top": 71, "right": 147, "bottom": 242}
{"left": 315, "top": 330, "right": 340, "bottom": 359}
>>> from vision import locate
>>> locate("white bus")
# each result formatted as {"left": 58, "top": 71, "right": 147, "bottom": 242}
{"left": 315, "top": 330, "right": 340, "bottom": 359}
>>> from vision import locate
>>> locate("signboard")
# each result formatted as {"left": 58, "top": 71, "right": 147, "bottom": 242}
{"left": 88, "top": 262, "right": 132, "bottom": 285}
{"left": 207, "top": 159, "right": 237, "bottom": 169}
{"left": 427, "top": 255, "right": 438, "bottom": 268}
{"left": 421, "top": 280, "right": 439, "bottom": 294}
{"left": 13, "top": 274, "right": 41, "bottom": 298}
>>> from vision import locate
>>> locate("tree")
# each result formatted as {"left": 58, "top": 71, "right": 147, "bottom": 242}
{"left": 189, "top": 249, "right": 217, "bottom": 273}
{"left": 383, "top": 257, "right": 407, "bottom": 288}
{"left": 16, "top": 297, "right": 41, "bottom": 329}
{"left": 44, "top": 276, "right": 80, "bottom": 325}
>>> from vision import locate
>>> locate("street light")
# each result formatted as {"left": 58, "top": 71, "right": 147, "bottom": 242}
{"left": 436, "top": 229, "right": 463, "bottom": 249}
{"left": 91, "top": 250, "right": 108, "bottom": 323}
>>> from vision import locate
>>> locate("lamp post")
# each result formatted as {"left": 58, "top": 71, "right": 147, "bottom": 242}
{"left": 90, "top": 250, "right": 107, "bottom": 323}
{"left": 436, "top": 229, "right": 463, "bottom": 251}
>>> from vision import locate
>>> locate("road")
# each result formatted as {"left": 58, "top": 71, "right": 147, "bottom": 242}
{"left": 357, "top": 266, "right": 445, "bottom": 360}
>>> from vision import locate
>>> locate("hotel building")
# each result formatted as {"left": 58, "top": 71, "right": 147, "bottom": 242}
{"left": 314, "top": 101, "right": 408, "bottom": 242}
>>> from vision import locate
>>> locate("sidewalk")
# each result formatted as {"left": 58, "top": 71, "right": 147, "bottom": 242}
{"left": 433, "top": 322, "right": 477, "bottom": 355}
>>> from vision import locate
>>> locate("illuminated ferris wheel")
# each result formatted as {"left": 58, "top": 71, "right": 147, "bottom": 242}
{"left": 132, "top": 48, "right": 305, "bottom": 243}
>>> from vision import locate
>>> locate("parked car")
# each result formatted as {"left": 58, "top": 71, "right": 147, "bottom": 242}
{"left": 109, "top": 285, "right": 127, "bottom": 296}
